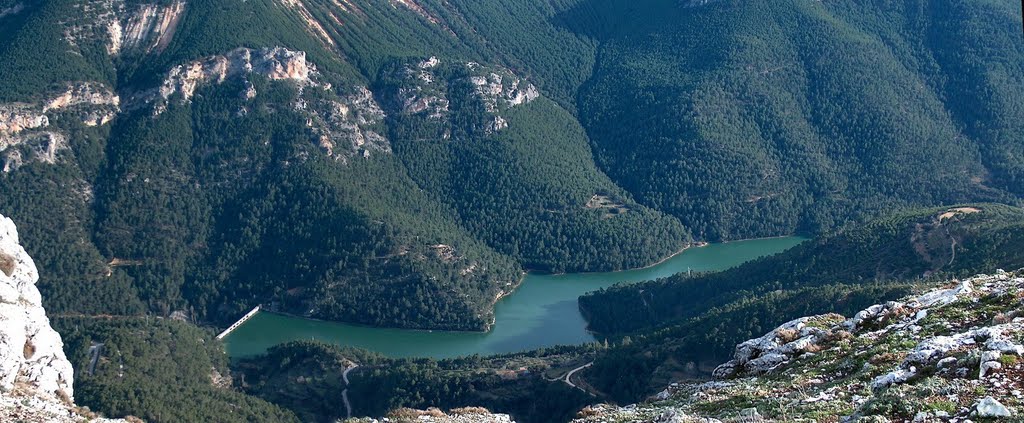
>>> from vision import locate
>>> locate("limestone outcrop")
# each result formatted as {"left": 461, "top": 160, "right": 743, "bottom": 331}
{"left": 307, "top": 86, "right": 391, "bottom": 162}
{"left": 0, "top": 215, "right": 127, "bottom": 422}
{"left": 389, "top": 57, "right": 539, "bottom": 136}
{"left": 0, "top": 83, "right": 120, "bottom": 173}
{"left": 144, "top": 47, "right": 316, "bottom": 111}
{"left": 574, "top": 271, "right": 1024, "bottom": 422}
{"left": 107, "top": 1, "right": 186, "bottom": 55}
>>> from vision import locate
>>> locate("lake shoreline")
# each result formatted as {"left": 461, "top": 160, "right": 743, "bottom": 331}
{"left": 223, "top": 236, "right": 807, "bottom": 358}
{"left": 235, "top": 235, "right": 800, "bottom": 335}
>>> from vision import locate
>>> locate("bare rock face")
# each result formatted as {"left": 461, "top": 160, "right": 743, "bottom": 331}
{"left": 308, "top": 86, "right": 390, "bottom": 162}
{"left": 0, "top": 214, "right": 74, "bottom": 401}
{"left": 390, "top": 57, "right": 539, "bottom": 136}
{"left": 43, "top": 83, "right": 121, "bottom": 114}
{"left": 711, "top": 313, "right": 845, "bottom": 378}
{"left": 0, "top": 83, "right": 119, "bottom": 173}
{"left": 576, "top": 271, "right": 1024, "bottom": 422}
{"left": 0, "top": 107, "right": 48, "bottom": 134}
{"left": 110, "top": 1, "right": 186, "bottom": 55}
{"left": 61, "top": 0, "right": 185, "bottom": 56}
{"left": 141, "top": 47, "right": 317, "bottom": 113}
{"left": 396, "top": 57, "right": 451, "bottom": 119}
{"left": 0, "top": 83, "right": 121, "bottom": 135}
{"left": 0, "top": 215, "right": 129, "bottom": 422}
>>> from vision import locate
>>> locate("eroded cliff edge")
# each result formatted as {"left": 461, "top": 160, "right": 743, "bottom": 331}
{"left": 0, "top": 214, "right": 126, "bottom": 422}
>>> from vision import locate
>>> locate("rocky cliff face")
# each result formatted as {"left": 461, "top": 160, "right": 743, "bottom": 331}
{"left": 389, "top": 57, "right": 539, "bottom": 136}
{"left": 0, "top": 83, "right": 120, "bottom": 173}
{"left": 60, "top": 0, "right": 185, "bottom": 56}
{"left": 0, "top": 214, "right": 125, "bottom": 422}
{"left": 574, "top": 271, "right": 1024, "bottom": 422}
{"left": 135, "top": 45, "right": 390, "bottom": 161}
{"left": 306, "top": 86, "right": 391, "bottom": 162}
{"left": 107, "top": 1, "right": 186, "bottom": 55}
{"left": 141, "top": 47, "right": 316, "bottom": 112}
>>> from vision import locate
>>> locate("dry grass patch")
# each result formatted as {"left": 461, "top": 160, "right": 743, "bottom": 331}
{"left": 0, "top": 252, "right": 15, "bottom": 276}
{"left": 22, "top": 340, "right": 34, "bottom": 359}
{"left": 938, "top": 207, "right": 981, "bottom": 221}
{"left": 451, "top": 407, "right": 492, "bottom": 415}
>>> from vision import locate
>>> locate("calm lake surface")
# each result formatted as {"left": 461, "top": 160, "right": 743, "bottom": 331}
{"left": 224, "top": 236, "right": 805, "bottom": 359}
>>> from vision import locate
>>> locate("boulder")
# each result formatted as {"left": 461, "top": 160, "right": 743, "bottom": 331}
{"left": 975, "top": 396, "right": 1013, "bottom": 418}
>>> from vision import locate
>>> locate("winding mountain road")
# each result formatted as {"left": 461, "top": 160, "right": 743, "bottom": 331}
{"left": 342, "top": 365, "right": 358, "bottom": 419}
{"left": 564, "top": 362, "right": 593, "bottom": 391}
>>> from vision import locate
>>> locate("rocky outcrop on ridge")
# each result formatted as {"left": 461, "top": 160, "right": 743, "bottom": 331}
{"left": 0, "top": 214, "right": 128, "bottom": 422}
{"left": 388, "top": 57, "right": 540, "bottom": 136}
{"left": 136, "top": 47, "right": 317, "bottom": 114}
{"left": 1, "top": 83, "right": 120, "bottom": 173}
{"left": 574, "top": 271, "right": 1024, "bottom": 422}
{"left": 305, "top": 86, "right": 391, "bottom": 162}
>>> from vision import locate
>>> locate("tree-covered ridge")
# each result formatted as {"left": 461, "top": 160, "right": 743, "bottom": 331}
{"left": 0, "top": 0, "right": 694, "bottom": 331}
{"left": 236, "top": 341, "right": 596, "bottom": 423}
{"left": 575, "top": 204, "right": 1024, "bottom": 403}
{"left": 580, "top": 203, "right": 1024, "bottom": 336}
{"left": 377, "top": 57, "right": 690, "bottom": 273}
{"left": 53, "top": 316, "right": 299, "bottom": 422}
{"left": 572, "top": 0, "right": 1022, "bottom": 240}
{"left": 88, "top": 76, "right": 526, "bottom": 330}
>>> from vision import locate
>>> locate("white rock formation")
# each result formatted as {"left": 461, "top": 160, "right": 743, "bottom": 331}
{"left": 310, "top": 86, "right": 390, "bottom": 161}
{"left": 392, "top": 58, "right": 538, "bottom": 135}
{"left": 712, "top": 314, "right": 843, "bottom": 378}
{"left": 576, "top": 271, "right": 1024, "bottom": 422}
{"left": 0, "top": 83, "right": 119, "bottom": 172}
{"left": 112, "top": 1, "right": 186, "bottom": 55}
{"left": 466, "top": 68, "right": 539, "bottom": 112}
{"left": 0, "top": 215, "right": 72, "bottom": 400}
{"left": 43, "top": 83, "right": 121, "bottom": 113}
{"left": 0, "top": 218, "right": 129, "bottom": 422}
{"left": 0, "top": 107, "right": 48, "bottom": 134}
{"left": 139, "top": 47, "right": 317, "bottom": 114}
{"left": 975, "top": 396, "right": 1014, "bottom": 418}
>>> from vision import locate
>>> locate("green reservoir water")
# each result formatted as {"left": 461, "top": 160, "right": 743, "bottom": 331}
{"left": 224, "top": 236, "right": 805, "bottom": 359}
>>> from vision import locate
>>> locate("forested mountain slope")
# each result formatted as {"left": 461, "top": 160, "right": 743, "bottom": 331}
{"left": 571, "top": 0, "right": 1024, "bottom": 239}
{"left": 577, "top": 204, "right": 1024, "bottom": 403}
{"left": 582, "top": 204, "right": 1024, "bottom": 335}
{"left": 0, "top": 0, "right": 1022, "bottom": 333}
{"left": 3, "top": 0, "right": 1024, "bottom": 421}
{"left": 0, "top": 0, "right": 686, "bottom": 331}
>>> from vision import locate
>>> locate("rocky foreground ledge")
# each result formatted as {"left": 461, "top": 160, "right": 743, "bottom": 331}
{"left": 575, "top": 271, "right": 1024, "bottom": 422}
{"left": 0, "top": 215, "right": 126, "bottom": 422}
{"left": 346, "top": 407, "right": 514, "bottom": 423}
